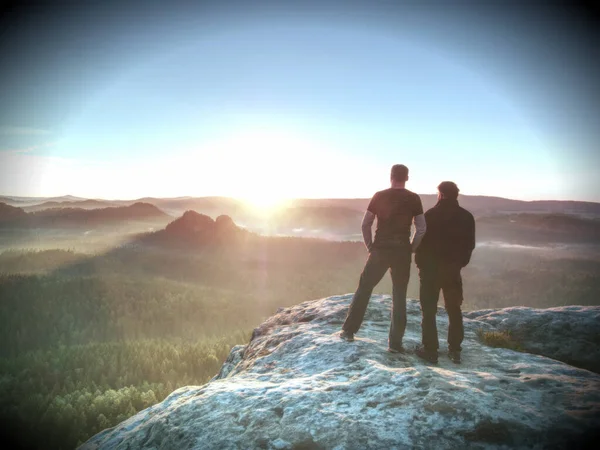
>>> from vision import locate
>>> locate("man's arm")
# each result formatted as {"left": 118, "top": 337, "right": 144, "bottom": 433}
{"left": 462, "top": 213, "right": 476, "bottom": 266}
{"left": 361, "top": 210, "right": 375, "bottom": 251}
{"left": 411, "top": 213, "right": 426, "bottom": 252}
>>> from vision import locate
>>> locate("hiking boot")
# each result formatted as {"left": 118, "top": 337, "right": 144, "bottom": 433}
{"left": 339, "top": 330, "right": 354, "bottom": 342}
{"left": 415, "top": 346, "right": 438, "bottom": 364}
{"left": 387, "top": 346, "right": 405, "bottom": 354}
{"left": 448, "top": 350, "right": 461, "bottom": 364}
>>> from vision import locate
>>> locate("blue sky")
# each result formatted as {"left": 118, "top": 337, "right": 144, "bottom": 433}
{"left": 0, "top": 1, "right": 598, "bottom": 202}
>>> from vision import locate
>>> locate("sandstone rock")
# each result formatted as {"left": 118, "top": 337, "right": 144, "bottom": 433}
{"left": 81, "top": 295, "right": 600, "bottom": 450}
{"left": 160, "top": 212, "right": 246, "bottom": 248}
{"left": 215, "top": 214, "right": 237, "bottom": 230}
{"left": 215, "top": 214, "right": 246, "bottom": 242}
{"left": 465, "top": 305, "right": 600, "bottom": 374}
{"left": 165, "top": 210, "right": 215, "bottom": 236}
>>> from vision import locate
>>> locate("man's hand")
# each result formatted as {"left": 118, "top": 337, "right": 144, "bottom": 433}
{"left": 362, "top": 210, "right": 375, "bottom": 251}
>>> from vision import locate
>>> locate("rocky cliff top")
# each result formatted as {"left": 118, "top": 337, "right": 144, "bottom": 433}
{"left": 81, "top": 295, "right": 600, "bottom": 450}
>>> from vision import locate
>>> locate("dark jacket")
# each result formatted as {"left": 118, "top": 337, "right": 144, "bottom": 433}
{"left": 415, "top": 198, "right": 475, "bottom": 268}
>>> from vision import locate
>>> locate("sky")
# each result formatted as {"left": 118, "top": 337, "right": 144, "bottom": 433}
{"left": 0, "top": 0, "right": 598, "bottom": 204}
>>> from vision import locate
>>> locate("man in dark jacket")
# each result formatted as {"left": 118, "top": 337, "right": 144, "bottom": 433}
{"left": 414, "top": 181, "right": 475, "bottom": 364}
{"left": 340, "top": 164, "right": 426, "bottom": 352}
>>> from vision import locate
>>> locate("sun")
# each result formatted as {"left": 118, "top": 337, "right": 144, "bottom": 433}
{"left": 239, "top": 192, "right": 290, "bottom": 216}
{"left": 205, "top": 127, "right": 301, "bottom": 214}
{"left": 194, "top": 124, "right": 334, "bottom": 212}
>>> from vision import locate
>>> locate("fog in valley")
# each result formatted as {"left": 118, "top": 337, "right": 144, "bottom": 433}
{"left": 2, "top": 194, "right": 599, "bottom": 310}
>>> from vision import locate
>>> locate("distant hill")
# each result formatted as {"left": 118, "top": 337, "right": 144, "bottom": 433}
{"left": 128, "top": 212, "right": 366, "bottom": 269}
{"left": 0, "top": 202, "right": 170, "bottom": 228}
{"left": 0, "top": 196, "right": 62, "bottom": 207}
{"left": 293, "top": 195, "right": 600, "bottom": 217}
{"left": 24, "top": 199, "right": 118, "bottom": 212}
{"left": 3, "top": 194, "right": 600, "bottom": 242}
{"left": 138, "top": 211, "right": 250, "bottom": 248}
{"left": 0, "top": 202, "right": 28, "bottom": 221}
{"left": 476, "top": 213, "right": 600, "bottom": 245}
{"left": 0, "top": 196, "right": 28, "bottom": 205}
{"left": 4, "top": 194, "right": 599, "bottom": 217}
{"left": 129, "top": 196, "right": 250, "bottom": 217}
{"left": 0, "top": 195, "right": 87, "bottom": 207}
{"left": 459, "top": 196, "right": 600, "bottom": 216}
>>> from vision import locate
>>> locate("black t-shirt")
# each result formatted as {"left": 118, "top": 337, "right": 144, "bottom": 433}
{"left": 367, "top": 188, "right": 423, "bottom": 248}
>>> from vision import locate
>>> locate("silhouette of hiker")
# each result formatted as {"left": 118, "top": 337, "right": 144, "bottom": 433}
{"left": 414, "top": 181, "right": 475, "bottom": 364}
{"left": 340, "top": 164, "right": 426, "bottom": 352}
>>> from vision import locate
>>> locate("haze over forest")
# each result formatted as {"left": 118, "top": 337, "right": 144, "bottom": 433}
{"left": 2, "top": 193, "right": 600, "bottom": 245}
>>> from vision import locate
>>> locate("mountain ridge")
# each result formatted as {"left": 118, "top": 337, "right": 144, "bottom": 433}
{"left": 2, "top": 194, "right": 599, "bottom": 216}
{"left": 0, "top": 202, "right": 169, "bottom": 228}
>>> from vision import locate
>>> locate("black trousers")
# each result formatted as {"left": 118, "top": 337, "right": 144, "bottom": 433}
{"left": 418, "top": 262, "right": 464, "bottom": 353}
{"left": 342, "top": 247, "right": 412, "bottom": 349}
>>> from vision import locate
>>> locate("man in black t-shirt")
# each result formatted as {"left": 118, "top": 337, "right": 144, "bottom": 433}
{"left": 340, "top": 164, "right": 426, "bottom": 352}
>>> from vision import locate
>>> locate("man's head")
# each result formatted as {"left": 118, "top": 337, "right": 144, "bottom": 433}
{"left": 437, "top": 181, "right": 459, "bottom": 200}
{"left": 390, "top": 164, "right": 409, "bottom": 185}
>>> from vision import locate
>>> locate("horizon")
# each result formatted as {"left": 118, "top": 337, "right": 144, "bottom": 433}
{"left": 2, "top": 191, "right": 600, "bottom": 206}
{"left": 1, "top": 1, "right": 598, "bottom": 203}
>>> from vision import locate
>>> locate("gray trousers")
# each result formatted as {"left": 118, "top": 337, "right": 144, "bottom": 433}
{"left": 342, "top": 247, "right": 412, "bottom": 349}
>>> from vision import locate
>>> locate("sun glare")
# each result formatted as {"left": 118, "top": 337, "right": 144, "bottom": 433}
{"left": 240, "top": 194, "right": 290, "bottom": 215}
{"left": 200, "top": 126, "right": 314, "bottom": 214}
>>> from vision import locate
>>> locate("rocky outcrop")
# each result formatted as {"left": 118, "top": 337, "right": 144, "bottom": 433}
{"left": 161, "top": 211, "right": 247, "bottom": 246}
{"left": 81, "top": 296, "right": 600, "bottom": 450}
{"left": 164, "top": 210, "right": 216, "bottom": 237}
{"left": 465, "top": 305, "right": 600, "bottom": 374}
{"left": 215, "top": 214, "right": 241, "bottom": 241}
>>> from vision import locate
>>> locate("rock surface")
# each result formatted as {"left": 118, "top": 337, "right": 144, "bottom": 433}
{"left": 465, "top": 305, "right": 600, "bottom": 374}
{"left": 81, "top": 295, "right": 600, "bottom": 450}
